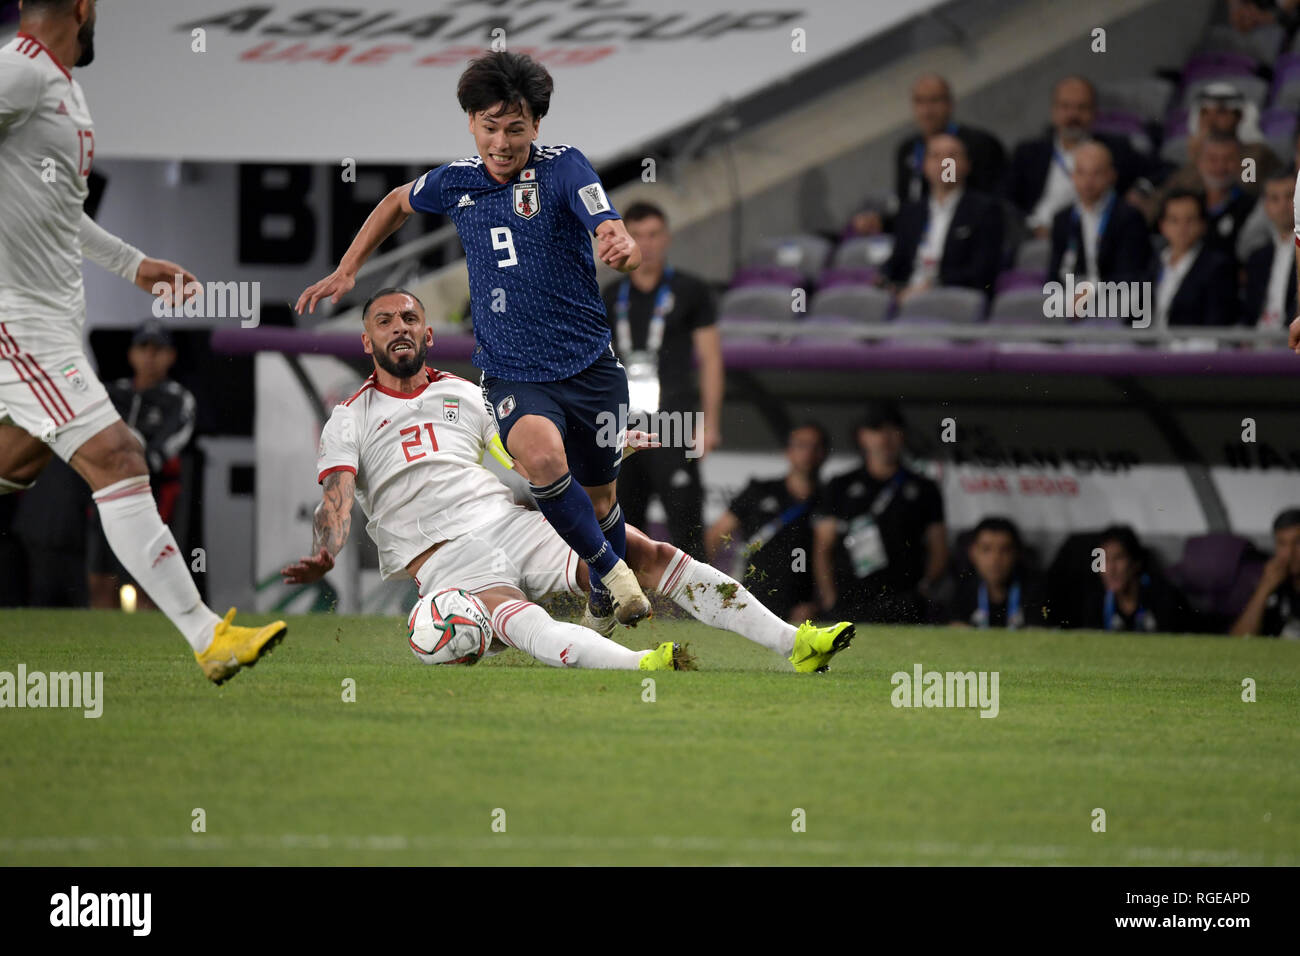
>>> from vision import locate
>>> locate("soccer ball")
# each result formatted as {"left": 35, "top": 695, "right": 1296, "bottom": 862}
{"left": 408, "top": 587, "right": 494, "bottom": 665}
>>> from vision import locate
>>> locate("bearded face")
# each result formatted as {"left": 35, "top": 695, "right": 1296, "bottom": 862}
{"left": 75, "top": 2, "right": 97, "bottom": 67}
{"left": 372, "top": 331, "right": 428, "bottom": 379}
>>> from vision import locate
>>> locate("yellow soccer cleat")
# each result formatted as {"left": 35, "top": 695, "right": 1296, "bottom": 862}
{"left": 194, "top": 608, "right": 288, "bottom": 685}
{"left": 789, "top": 621, "right": 855, "bottom": 673}
{"left": 638, "top": 641, "right": 698, "bottom": 672}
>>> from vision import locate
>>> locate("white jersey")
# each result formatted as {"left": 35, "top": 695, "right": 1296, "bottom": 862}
{"left": 0, "top": 32, "right": 141, "bottom": 328}
{"left": 316, "top": 367, "right": 518, "bottom": 579}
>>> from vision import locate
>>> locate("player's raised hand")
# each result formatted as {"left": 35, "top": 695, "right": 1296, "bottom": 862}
{"left": 281, "top": 548, "right": 335, "bottom": 585}
{"left": 596, "top": 227, "right": 640, "bottom": 272}
{"left": 1289, "top": 315, "right": 1300, "bottom": 353}
{"left": 297, "top": 270, "right": 356, "bottom": 315}
{"left": 135, "top": 257, "right": 199, "bottom": 304}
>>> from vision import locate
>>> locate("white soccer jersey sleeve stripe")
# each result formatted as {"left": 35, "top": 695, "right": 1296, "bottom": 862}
{"left": 317, "top": 404, "right": 360, "bottom": 483}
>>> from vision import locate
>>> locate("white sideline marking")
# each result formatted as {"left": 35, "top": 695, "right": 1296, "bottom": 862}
{"left": 0, "top": 834, "right": 1292, "bottom": 864}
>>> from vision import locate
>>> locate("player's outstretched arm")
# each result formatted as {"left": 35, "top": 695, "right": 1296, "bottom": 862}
{"left": 281, "top": 470, "right": 356, "bottom": 584}
{"left": 296, "top": 183, "right": 416, "bottom": 314}
{"left": 595, "top": 219, "right": 641, "bottom": 273}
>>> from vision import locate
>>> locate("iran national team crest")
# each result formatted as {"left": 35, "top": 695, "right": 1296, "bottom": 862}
{"left": 442, "top": 397, "right": 460, "bottom": 423}
{"left": 60, "top": 363, "right": 87, "bottom": 392}
{"left": 513, "top": 181, "right": 540, "bottom": 220}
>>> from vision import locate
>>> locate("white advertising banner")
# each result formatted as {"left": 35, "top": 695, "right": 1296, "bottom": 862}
{"left": 86, "top": 0, "right": 943, "bottom": 164}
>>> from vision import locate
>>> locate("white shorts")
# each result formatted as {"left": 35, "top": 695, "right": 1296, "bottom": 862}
{"left": 412, "top": 507, "right": 584, "bottom": 601}
{"left": 0, "top": 321, "right": 119, "bottom": 461}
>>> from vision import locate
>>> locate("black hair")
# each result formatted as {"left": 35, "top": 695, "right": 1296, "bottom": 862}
{"left": 623, "top": 201, "right": 668, "bottom": 227}
{"left": 1273, "top": 508, "right": 1300, "bottom": 533}
{"left": 786, "top": 421, "right": 829, "bottom": 451}
{"left": 1098, "top": 524, "right": 1145, "bottom": 566}
{"left": 457, "top": 52, "right": 554, "bottom": 122}
{"left": 362, "top": 287, "right": 424, "bottom": 322}
{"left": 971, "top": 516, "right": 1023, "bottom": 551}
{"left": 1158, "top": 187, "right": 1207, "bottom": 223}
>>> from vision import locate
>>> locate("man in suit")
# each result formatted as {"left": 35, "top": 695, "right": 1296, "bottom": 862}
{"left": 1005, "top": 75, "right": 1146, "bottom": 237}
{"left": 1048, "top": 141, "right": 1152, "bottom": 303}
{"left": 1197, "top": 132, "right": 1258, "bottom": 258}
{"left": 1148, "top": 189, "right": 1238, "bottom": 327}
{"left": 1242, "top": 169, "right": 1298, "bottom": 328}
{"left": 884, "top": 133, "right": 1004, "bottom": 302}
{"left": 893, "top": 73, "right": 1006, "bottom": 208}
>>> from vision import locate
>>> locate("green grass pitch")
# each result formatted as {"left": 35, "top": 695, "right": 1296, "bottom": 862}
{"left": 1, "top": 609, "right": 1297, "bottom": 866}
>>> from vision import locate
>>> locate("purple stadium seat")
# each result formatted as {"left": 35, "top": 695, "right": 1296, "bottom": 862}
{"left": 817, "top": 266, "right": 879, "bottom": 289}
{"left": 1168, "top": 533, "right": 1264, "bottom": 621}
{"left": 729, "top": 265, "right": 803, "bottom": 289}
{"left": 995, "top": 269, "right": 1047, "bottom": 294}
{"left": 1093, "top": 111, "right": 1152, "bottom": 153}
{"left": 1183, "top": 51, "right": 1260, "bottom": 78}
{"left": 1275, "top": 52, "right": 1300, "bottom": 85}
{"left": 1164, "top": 108, "right": 1190, "bottom": 139}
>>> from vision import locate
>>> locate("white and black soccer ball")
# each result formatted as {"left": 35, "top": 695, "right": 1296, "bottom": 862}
{"left": 407, "top": 587, "right": 493, "bottom": 665}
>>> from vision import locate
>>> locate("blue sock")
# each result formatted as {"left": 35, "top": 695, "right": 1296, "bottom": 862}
{"left": 530, "top": 473, "right": 620, "bottom": 580}
{"left": 587, "top": 501, "right": 627, "bottom": 614}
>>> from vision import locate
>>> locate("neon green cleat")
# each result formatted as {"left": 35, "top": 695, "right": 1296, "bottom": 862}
{"left": 638, "top": 641, "right": 698, "bottom": 671}
{"left": 789, "top": 621, "right": 855, "bottom": 673}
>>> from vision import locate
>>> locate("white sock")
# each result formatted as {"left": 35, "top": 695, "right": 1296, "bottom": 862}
{"left": 656, "top": 549, "right": 797, "bottom": 655}
{"left": 93, "top": 476, "right": 220, "bottom": 652}
{"left": 490, "top": 599, "right": 646, "bottom": 670}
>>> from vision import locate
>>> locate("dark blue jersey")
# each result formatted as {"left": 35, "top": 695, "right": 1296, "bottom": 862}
{"left": 408, "top": 143, "right": 621, "bottom": 382}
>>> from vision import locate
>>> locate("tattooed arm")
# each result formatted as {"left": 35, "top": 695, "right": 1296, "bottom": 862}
{"left": 281, "top": 470, "right": 356, "bottom": 584}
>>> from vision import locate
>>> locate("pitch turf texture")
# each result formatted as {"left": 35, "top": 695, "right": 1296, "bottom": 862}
{"left": 1, "top": 610, "right": 1296, "bottom": 866}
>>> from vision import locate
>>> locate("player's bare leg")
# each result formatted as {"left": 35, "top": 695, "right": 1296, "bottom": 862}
{"left": 0, "top": 423, "right": 52, "bottom": 494}
{"left": 506, "top": 413, "right": 650, "bottom": 626}
{"left": 468, "top": 584, "right": 685, "bottom": 669}
{"left": 68, "top": 420, "right": 286, "bottom": 682}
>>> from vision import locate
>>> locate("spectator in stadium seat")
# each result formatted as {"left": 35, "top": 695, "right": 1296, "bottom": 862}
{"left": 601, "top": 202, "right": 721, "bottom": 561}
{"left": 948, "top": 516, "right": 1049, "bottom": 629}
{"left": 883, "top": 133, "right": 1004, "bottom": 301}
{"left": 87, "top": 321, "right": 197, "bottom": 610}
{"left": 1048, "top": 141, "right": 1152, "bottom": 296}
{"left": 705, "top": 422, "right": 828, "bottom": 624}
{"left": 1196, "top": 132, "right": 1258, "bottom": 257}
{"left": 1080, "top": 525, "right": 1191, "bottom": 633}
{"left": 1004, "top": 76, "right": 1146, "bottom": 237}
{"left": 1147, "top": 189, "right": 1238, "bottom": 326}
{"left": 1231, "top": 507, "right": 1300, "bottom": 638}
{"left": 812, "top": 402, "right": 947, "bottom": 625}
{"left": 1140, "top": 84, "right": 1280, "bottom": 226}
{"left": 893, "top": 73, "right": 1006, "bottom": 208}
{"left": 1241, "top": 169, "right": 1298, "bottom": 328}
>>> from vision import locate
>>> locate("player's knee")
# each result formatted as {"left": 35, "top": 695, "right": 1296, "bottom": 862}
{"left": 517, "top": 446, "right": 569, "bottom": 485}
{"left": 95, "top": 434, "right": 148, "bottom": 483}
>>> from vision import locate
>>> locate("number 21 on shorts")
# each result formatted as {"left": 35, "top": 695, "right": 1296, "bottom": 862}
{"left": 492, "top": 227, "right": 517, "bottom": 268}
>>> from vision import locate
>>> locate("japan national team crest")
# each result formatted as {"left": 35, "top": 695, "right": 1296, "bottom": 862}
{"left": 513, "top": 182, "right": 540, "bottom": 220}
{"left": 496, "top": 395, "right": 516, "bottom": 419}
{"left": 442, "top": 397, "right": 460, "bottom": 423}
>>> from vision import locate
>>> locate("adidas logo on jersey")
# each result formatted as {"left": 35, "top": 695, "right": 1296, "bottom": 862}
{"left": 457, "top": 193, "right": 475, "bottom": 208}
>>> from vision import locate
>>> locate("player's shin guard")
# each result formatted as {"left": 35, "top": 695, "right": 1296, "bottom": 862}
{"left": 490, "top": 599, "right": 644, "bottom": 669}
{"left": 529, "top": 472, "right": 620, "bottom": 579}
{"left": 656, "top": 549, "right": 797, "bottom": 655}
{"left": 93, "top": 476, "right": 220, "bottom": 652}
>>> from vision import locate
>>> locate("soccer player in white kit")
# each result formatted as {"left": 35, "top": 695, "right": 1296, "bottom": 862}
{"left": 0, "top": 0, "right": 285, "bottom": 683}
{"left": 280, "top": 289, "right": 854, "bottom": 673}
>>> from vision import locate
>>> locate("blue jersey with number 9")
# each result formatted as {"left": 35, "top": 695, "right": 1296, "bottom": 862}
{"left": 408, "top": 143, "right": 621, "bottom": 382}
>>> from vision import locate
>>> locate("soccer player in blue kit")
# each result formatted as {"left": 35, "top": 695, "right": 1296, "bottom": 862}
{"left": 297, "top": 52, "right": 652, "bottom": 631}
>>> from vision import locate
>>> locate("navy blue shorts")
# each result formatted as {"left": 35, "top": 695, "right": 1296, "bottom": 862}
{"left": 482, "top": 346, "right": 628, "bottom": 488}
